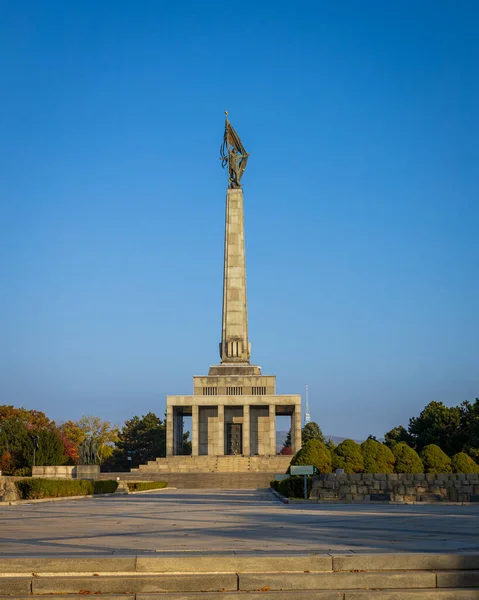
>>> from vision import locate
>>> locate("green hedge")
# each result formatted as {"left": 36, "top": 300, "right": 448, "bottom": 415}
{"left": 127, "top": 481, "right": 168, "bottom": 492}
{"left": 15, "top": 479, "right": 118, "bottom": 500}
{"left": 94, "top": 481, "right": 119, "bottom": 494}
{"left": 271, "top": 476, "right": 312, "bottom": 498}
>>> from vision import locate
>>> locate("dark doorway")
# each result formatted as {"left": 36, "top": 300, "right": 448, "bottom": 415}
{"left": 226, "top": 423, "right": 242, "bottom": 455}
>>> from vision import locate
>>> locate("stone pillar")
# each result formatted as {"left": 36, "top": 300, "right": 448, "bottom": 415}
{"left": 217, "top": 405, "right": 225, "bottom": 456}
{"left": 192, "top": 405, "right": 199, "bottom": 456}
{"left": 243, "top": 405, "right": 250, "bottom": 456}
{"left": 269, "top": 404, "right": 276, "bottom": 456}
{"left": 220, "top": 188, "right": 250, "bottom": 363}
{"left": 166, "top": 405, "right": 174, "bottom": 457}
{"left": 292, "top": 406, "right": 302, "bottom": 454}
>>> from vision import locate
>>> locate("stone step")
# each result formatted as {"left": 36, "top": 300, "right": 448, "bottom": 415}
{"left": 133, "top": 455, "right": 291, "bottom": 474}
{"left": 1, "top": 554, "right": 478, "bottom": 597}
{"left": 1, "top": 553, "right": 477, "bottom": 574}
{"left": 1, "top": 572, "right": 479, "bottom": 596}
{"left": 2, "top": 592, "right": 479, "bottom": 600}
{"left": 99, "top": 472, "right": 277, "bottom": 488}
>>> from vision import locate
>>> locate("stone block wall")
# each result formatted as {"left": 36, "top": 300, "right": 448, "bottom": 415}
{"left": 310, "top": 473, "right": 479, "bottom": 503}
{"left": 31, "top": 465, "right": 100, "bottom": 480}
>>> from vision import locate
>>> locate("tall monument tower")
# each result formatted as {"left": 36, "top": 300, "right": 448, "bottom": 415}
{"left": 163, "top": 115, "right": 302, "bottom": 464}
{"left": 219, "top": 116, "right": 251, "bottom": 365}
{"left": 220, "top": 186, "right": 250, "bottom": 363}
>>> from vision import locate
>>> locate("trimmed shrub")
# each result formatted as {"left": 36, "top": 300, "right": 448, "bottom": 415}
{"left": 420, "top": 444, "right": 452, "bottom": 473}
{"left": 15, "top": 478, "right": 118, "bottom": 500}
{"left": 361, "top": 439, "right": 395, "bottom": 473}
{"left": 392, "top": 442, "right": 424, "bottom": 473}
{"left": 127, "top": 481, "right": 167, "bottom": 492}
{"left": 290, "top": 439, "right": 332, "bottom": 473}
{"left": 451, "top": 452, "right": 479, "bottom": 474}
{"left": 93, "top": 480, "right": 119, "bottom": 494}
{"left": 332, "top": 439, "right": 363, "bottom": 473}
{"left": 271, "top": 476, "right": 312, "bottom": 498}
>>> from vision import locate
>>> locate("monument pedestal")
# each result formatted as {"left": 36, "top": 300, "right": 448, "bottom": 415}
{"left": 74, "top": 465, "right": 100, "bottom": 480}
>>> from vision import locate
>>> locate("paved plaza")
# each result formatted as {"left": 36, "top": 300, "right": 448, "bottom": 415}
{"left": 1, "top": 489, "right": 478, "bottom": 555}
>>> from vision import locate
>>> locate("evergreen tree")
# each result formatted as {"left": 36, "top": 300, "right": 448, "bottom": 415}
{"left": 420, "top": 444, "right": 452, "bottom": 473}
{"left": 115, "top": 412, "right": 166, "bottom": 468}
{"left": 282, "top": 428, "right": 292, "bottom": 449}
{"left": 408, "top": 401, "right": 461, "bottom": 454}
{"left": 451, "top": 452, "right": 479, "bottom": 474}
{"left": 332, "top": 439, "right": 364, "bottom": 473}
{"left": 291, "top": 439, "right": 332, "bottom": 473}
{"left": 302, "top": 422, "right": 325, "bottom": 445}
{"left": 0, "top": 418, "right": 34, "bottom": 474}
{"left": 361, "top": 439, "right": 395, "bottom": 473}
{"left": 384, "top": 425, "right": 412, "bottom": 448}
{"left": 35, "top": 429, "right": 66, "bottom": 466}
{"left": 392, "top": 442, "right": 424, "bottom": 473}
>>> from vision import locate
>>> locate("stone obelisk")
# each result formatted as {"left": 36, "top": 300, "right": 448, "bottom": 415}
{"left": 220, "top": 187, "right": 250, "bottom": 363}
{"left": 162, "top": 115, "right": 302, "bottom": 461}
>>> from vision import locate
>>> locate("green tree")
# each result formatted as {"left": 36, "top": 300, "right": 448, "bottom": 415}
{"left": 290, "top": 439, "right": 332, "bottom": 473}
{"left": 0, "top": 418, "right": 34, "bottom": 474}
{"left": 458, "top": 399, "right": 479, "bottom": 459}
{"left": 325, "top": 438, "right": 336, "bottom": 452}
{"left": 282, "top": 428, "right": 292, "bottom": 449}
{"left": 332, "top": 439, "right": 364, "bottom": 473}
{"left": 302, "top": 422, "right": 325, "bottom": 445}
{"left": 116, "top": 412, "right": 166, "bottom": 468}
{"left": 451, "top": 452, "right": 479, "bottom": 474}
{"left": 76, "top": 416, "right": 119, "bottom": 464}
{"left": 35, "top": 428, "right": 66, "bottom": 466}
{"left": 361, "top": 439, "right": 395, "bottom": 473}
{"left": 408, "top": 401, "right": 461, "bottom": 454}
{"left": 420, "top": 444, "right": 452, "bottom": 473}
{"left": 384, "top": 425, "right": 412, "bottom": 448}
{"left": 392, "top": 442, "right": 424, "bottom": 473}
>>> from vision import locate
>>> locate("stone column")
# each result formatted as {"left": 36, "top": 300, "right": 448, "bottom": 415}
{"left": 220, "top": 188, "right": 250, "bottom": 363}
{"left": 269, "top": 404, "right": 276, "bottom": 456}
{"left": 293, "top": 406, "right": 302, "bottom": 454}
{"left": 217, "top": 405, "right": 225, "bottom": 456}
{"left": 243, "top": 405, "right": 250, "bottom": 456}
{"left": 166, "top": 405, "right": 174, "bottom": 457}
{"left": 192, "top": 405, "right": 199, "bottom": 457}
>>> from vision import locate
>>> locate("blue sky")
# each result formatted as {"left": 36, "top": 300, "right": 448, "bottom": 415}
{"left": 1, "top": 1, "right": 478, "bottom": 439}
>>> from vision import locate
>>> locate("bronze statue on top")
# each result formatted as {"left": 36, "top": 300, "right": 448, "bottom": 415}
{"left": 220, "top": 112, "right": 250, "bottom": 188}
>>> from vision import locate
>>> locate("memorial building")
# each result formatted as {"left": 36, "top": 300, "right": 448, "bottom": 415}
{"left": 165, "top": 117, "right": 302, "bottom": 461}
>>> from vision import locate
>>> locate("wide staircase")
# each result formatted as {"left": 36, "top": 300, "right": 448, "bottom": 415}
{"left": 1, "top": 553, "right": 478, "bottom": 598}
{"left": 131, "top": 455, "right": 291, "bottom": 474}
{"left": 104, "top": 455, "right": 291, "bottom": 489}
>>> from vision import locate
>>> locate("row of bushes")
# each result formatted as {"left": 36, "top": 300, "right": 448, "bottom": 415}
{"left": 292, "top": 439, "right": 479, "bottom": 474}
{"left": 271, "top": 476, "right": 312, "bottom": 499}
{"left": 15, "top": 479, "right": 119, "bottom": 499}
{"left": 127, "top": 481, "right": 167, "bottom": 492}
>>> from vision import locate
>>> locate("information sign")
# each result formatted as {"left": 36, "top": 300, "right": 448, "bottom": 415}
{"left": 290, "top": 465, "right": 315, "bottom": 476}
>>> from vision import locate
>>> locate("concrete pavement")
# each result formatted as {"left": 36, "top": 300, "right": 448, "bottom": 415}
{"left": 0, "top": 489, "right": 478, "bottom": 555}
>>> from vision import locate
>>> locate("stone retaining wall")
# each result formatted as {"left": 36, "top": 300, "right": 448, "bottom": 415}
{"left": 310, "top": 473, "right": 479, "bottom": 503}
{"left": 32, "top": 465, "right": 100, "bottom": 479}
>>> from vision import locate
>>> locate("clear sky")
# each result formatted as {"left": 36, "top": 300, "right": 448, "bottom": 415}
{"left": 1, "top": 1, "right": 478, "bottom": 440}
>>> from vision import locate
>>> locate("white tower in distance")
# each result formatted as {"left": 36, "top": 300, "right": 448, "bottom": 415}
{"left": 304, "top": 384, "right": 311, "bottom": 424}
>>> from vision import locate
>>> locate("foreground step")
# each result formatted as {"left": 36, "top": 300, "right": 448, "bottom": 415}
{"left": 1, "top": 571, "right": 479, "bottom": 595}
{"left": 1, "top": 553, "right": 478, "bottom": 574}
{"left": 1, "top": 590, "right": 479, "bottom": 599}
